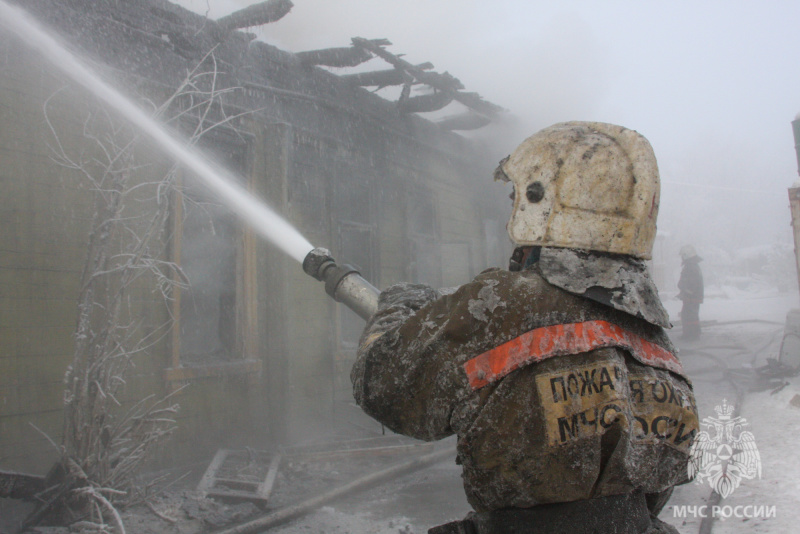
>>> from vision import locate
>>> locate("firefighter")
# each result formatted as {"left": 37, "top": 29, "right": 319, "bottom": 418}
{"left": 677, "top": 245, "right": 704, "bottom": 341}
{"left": 352, "top": 122, "right": 698, "bottom": 534}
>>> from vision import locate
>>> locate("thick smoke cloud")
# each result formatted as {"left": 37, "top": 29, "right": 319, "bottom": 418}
{"left": 177, "top": 0, "right": 800, "bottom": 277}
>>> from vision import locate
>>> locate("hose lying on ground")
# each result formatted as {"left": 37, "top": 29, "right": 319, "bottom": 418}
{"left": 213, "top": 446, "right": 457, "bottom": 534}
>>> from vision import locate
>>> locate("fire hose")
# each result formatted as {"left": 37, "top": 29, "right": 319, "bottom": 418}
{"left": 212, "top": 446, "right": 455, "bottom": 534}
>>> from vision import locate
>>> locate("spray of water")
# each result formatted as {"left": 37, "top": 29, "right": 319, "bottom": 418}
{"left": 0, "top": 1, "right": 314, "bottom": 263}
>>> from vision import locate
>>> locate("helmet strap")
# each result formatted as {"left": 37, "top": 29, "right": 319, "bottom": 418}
{"left": 509, "top": 246, "right": 541, "bottom": 271}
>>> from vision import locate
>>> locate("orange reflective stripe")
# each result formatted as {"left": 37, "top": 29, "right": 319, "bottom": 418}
{"left": 463, "top": 320, "right": 683, "bottom": 390}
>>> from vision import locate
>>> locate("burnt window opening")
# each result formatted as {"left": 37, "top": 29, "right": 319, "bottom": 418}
{"left": 290, "top": 171, "right": 327, "bottom": 232}
{"left": 174, "top": 142, "right": 248, "bottom": 366}
{"left": 408, "top": 190, "right": 441, "bottom": 287}
{"left": 179, "top": 203, "right": 237, "bottom": 363}
{"left": 337, "top": 181, "right": 371, "bottom": 226}
{"left": 409, "top": 190, "right": 436, "bottom": 237}
{"left": 290, "top": 159, "right": 328, "bottom": 233}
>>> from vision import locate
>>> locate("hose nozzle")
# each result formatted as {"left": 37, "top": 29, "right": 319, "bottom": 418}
{"left": 302, "top": 247, "right": 379, "bottom": 320}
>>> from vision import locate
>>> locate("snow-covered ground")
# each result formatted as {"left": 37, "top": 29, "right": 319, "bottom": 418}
{"left": 661, "top": 286, "right": 800, "bottom": 534}
{"left": 662, "top": 283, "right": 797, "bottom": 325}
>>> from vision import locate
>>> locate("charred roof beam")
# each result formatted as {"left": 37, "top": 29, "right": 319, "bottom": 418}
{"left": 215, "top": 0, "right": 294, "bottom": 31}
{"left": 341, "top": 68, "right": 410, "bottom": 88}
{"left": 352, "top": 37, "right": 460, "bottom": 90}
{"left": 398, "top": 90, "right": 454, "bottom": 113}
{"left": 340, "top": 61, "right": 431, "bottom": 89}
{"left": 296, "top": 46, "right": 373, "bottom": 68}
{"left": 351, "top": 37, "right": 504, "bottom": 118}
{"left": 435, "top": 112, "right": 492, "bottom": 131}
{"left": 296, "top": 38, "right": 391, "bottom": 68}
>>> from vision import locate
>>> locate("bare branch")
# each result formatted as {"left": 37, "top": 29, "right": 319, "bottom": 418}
{"left": 32, "top": 47, "right": 259, "bottom": 530}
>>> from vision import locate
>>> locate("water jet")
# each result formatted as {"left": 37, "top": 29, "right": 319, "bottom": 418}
{"left": 0, "top": 0, "right": 313, "bottom": 264}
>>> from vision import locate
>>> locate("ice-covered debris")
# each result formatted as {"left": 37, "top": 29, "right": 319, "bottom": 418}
{"left": 467, "top": 279, "right": 506, "bottom": 321}
{"left": 538, "top": 247, "right": 671, "bottom": 328}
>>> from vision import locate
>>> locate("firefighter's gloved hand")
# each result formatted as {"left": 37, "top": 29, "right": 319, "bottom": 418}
{"left": 353, "top": 283, "right": 441, "bottom": 400}
{"left": 378, "top": 282, "right": 440, "bottom": 311}
{"left": 359, "top": 283, "right": 440, "bottom": 352}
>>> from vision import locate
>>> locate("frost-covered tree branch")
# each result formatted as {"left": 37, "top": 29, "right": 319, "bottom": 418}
{"left": 28, "top": 52, "right": 250, "bottom": 530}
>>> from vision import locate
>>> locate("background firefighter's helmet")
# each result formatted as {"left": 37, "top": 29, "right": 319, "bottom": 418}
{"left": 495, "top": 121, "right": 660, "bottom": 260}
{"left": 680, "top": 244, "right": 698, "bottom": 260}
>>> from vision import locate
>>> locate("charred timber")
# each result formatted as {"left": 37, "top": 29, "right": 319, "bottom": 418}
{"left": 340, "top": 68, "right": 408, "bottom": 87}
{"left": 398, "top": 91, "right": 454, "bottom": 113}
{"left": 414, "top": 70, "right": 464, "bottom": 92}
{"left": 436, "top": 112, "right": 492, "bottom": 131}
{"left": 216, "top": 0, "right": 294, "bottom": 31}
{"left": 0, "top": 469, "right": 46, "bottom": 500}
{"left": 352, "top": 37, "right": 412, "bottom": 67}
{"left": 452, "top": 91, "right": 505, "bottom": 116}
{"left": 340, "top": 62, "right": 432, "bottom": 88}
{"left": 352, "top": 37, "right": 503, "bottom": 117}
{"left": 296, "top": 46, "right": 372, "bottom": 68}
{"left": 352, "top": 37, "right": 460, "bottom": 88}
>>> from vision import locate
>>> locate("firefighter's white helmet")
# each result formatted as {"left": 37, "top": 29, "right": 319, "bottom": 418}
{"left": 680, "top": 244, "right": 697, "bottom": 260}
{"left": 495, "top": 121, "right": 660, "bottom": 260}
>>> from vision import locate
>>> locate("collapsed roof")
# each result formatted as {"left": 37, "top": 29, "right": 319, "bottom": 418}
{"left": 15, "top": 0, "right": 503, "bottom": 134}
{"left": 220, "top": 0, "right": 504, "bottom": 131}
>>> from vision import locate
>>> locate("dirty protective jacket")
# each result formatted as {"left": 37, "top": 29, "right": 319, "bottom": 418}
{"left": 678, "top": 257, "right": 704, "bottom": 304}
{"left": 352, "top": 248, "right": 698, "bottom": 512}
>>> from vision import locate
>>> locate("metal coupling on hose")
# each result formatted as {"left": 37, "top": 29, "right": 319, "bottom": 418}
{"left": 302, "top": 247, "right": 380, "bottom": 320}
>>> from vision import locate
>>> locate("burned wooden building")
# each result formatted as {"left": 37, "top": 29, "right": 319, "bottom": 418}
{"left": 0, "top": 0, "right": 510, "bottom": 472}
